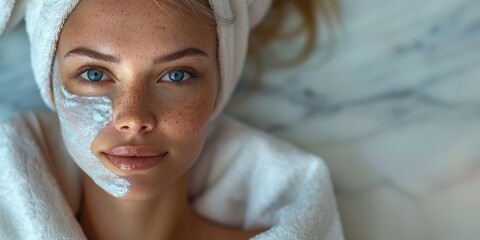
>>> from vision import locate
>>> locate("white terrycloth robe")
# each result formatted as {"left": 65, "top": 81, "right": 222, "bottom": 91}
{"left": 0, "top": 111, "right": 344, "bottom": 239}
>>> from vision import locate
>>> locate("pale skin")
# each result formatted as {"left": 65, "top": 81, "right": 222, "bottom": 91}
{"left": 55, "top": 0, "right": 265, "bottom": 239}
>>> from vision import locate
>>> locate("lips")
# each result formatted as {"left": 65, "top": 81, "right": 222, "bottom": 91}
{"left": 103, "top": 146, "right": 167, "bottom": 171}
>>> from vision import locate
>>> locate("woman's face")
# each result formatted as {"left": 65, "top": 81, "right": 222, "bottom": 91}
{"left": 54, "top": 0, "right": 218, "bottom": 200}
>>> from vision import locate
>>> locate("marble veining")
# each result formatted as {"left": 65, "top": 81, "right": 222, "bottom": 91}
{"left": 225, "top": 0, "right": 480, "bottom": 239}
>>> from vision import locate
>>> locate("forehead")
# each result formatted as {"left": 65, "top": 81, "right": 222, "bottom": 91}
{"left": 59, "top": 0, "right": 216, "bottom": 56}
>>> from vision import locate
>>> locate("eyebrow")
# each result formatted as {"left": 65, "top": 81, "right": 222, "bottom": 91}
{"left": 64, "top": 47, "right": 120, "bottom": 63}
{"left": 153, "top": 48, "right": 208, "bottom": 64}
{"left": 64, "top": 47, "right": 208, "bottom": 64}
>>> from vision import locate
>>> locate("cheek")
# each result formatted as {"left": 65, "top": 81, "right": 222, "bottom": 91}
{"left": 52, "top": 65, "right": 131, "bottom": 197}
{"left": 160, "top": 83, "right": 217, "bottom": 144}
{"left": 165, "top": 87, "right": 215, "bottom": 136}
{"left": 170, "top": 97, "right": 210, "bottom": 135}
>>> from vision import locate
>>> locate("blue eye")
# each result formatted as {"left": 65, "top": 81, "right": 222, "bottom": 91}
{"left": 162, "top": 70, "right": 191, "bottom": 82}
{"left": 80, "top": 69, "right": 110, "bottom": 82}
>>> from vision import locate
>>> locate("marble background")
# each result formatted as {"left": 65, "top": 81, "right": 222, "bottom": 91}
{"left": 1, "top": 0, "right": 480, "bottom": 239}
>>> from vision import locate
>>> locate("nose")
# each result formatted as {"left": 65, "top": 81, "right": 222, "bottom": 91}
{"left": 113, "top": 86, "right": 156, "bottom": 135}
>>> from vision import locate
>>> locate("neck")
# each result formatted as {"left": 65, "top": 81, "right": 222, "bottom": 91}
{"left": 79, "top": 174, "right": 193, "bottom": 240}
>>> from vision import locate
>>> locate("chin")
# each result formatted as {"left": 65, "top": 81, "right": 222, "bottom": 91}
{"left": 110, "top": 173, "right": 182, "bottom": 201}
{"left": 115, "top": 189, "right": 159, "bottom": 201}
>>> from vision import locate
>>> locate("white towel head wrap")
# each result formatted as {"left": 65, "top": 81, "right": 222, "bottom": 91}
{"left": 0, "top": 0, "right": 272, "bottom": 119}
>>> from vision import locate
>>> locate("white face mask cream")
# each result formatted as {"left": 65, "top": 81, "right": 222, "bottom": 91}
{"left": 52, "top": 60, "right": 131, "bottom": 198}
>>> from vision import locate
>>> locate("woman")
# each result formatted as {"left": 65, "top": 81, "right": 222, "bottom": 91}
{"left": 0, "top": 0, "right": 344, "bottom": 239}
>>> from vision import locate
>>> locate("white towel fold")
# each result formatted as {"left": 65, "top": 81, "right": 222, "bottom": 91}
{"left": 191, "top": 113, "right": 345, "bottom": 240}
{"left": 0, "top": 112, "right": 84, "bottom": 239}
{"left": 0, "top": 112, "right": 344, "bottom": 239}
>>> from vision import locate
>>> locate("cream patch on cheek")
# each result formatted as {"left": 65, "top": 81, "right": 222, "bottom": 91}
{"left": 52, "top": 61, "right": 131, "bottom": 197}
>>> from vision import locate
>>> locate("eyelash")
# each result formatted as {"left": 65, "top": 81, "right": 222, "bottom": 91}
{"left": 72, "top": 65, "right": 107, "bottom": 80}
{"left": 161, "top": 67, "right": 199, "bottom": 81}
{"left": 71, "top": 65, "right": 199, "bottom": 82}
